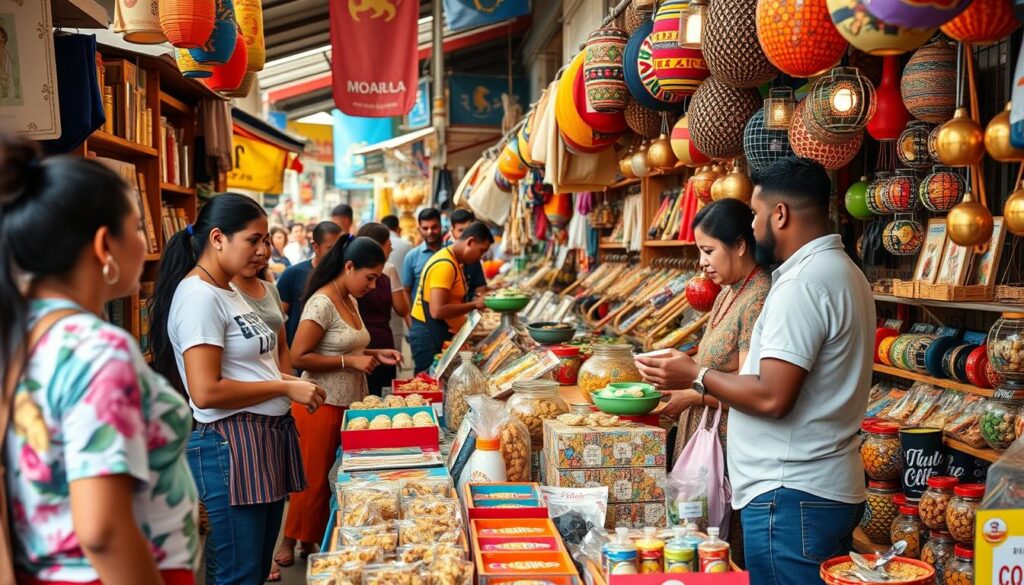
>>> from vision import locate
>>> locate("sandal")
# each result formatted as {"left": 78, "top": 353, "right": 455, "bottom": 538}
{"left": 266, "top": 568, "right": 282, "bottom": 582}
{"left": 273, "top": 551, "right": 295, "bottom": 568}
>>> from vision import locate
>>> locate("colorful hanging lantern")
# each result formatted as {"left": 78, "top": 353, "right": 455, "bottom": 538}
{"left": 222, "top": 72, "right": 256, "bottom": 99}
{"left": 691, "top": 167, "right": 718, "bottom": 204}
{"left": 557, "top": 53, "right": 619, "bottom": 154}
{"left": 867, "top": 56, "right": 912, "bottom": 141}
{"left": 718, "top": 164, "right": 754, "bottom": 203}
{"left": 114, "top": 0, "right": 167, "bottom": 44}
{"left": 671, "top": 115, "right": 712, "bottom": 166}
{"left": 901, "top": 39, "right": 957, "bottom": 124}
{"left": 648, "top": 132, "right": 678, "bottom": 171}
{"left": 175, "top": 48, "right": 213, "bottom": 78}
{"left": 687, "top": 76, "right": 762, "bottom": 160}
{"left": 789, "top": 100, "right": 864, "bottom": 169}
{"left": 919, "top": 166, "right": 965, "bottom": 212}
{"left": 866, "top": 171, "right": 893, "bottom": 214}
{"left": 679, "top": 0, "right": 706, "bottom": 48}
{"left": 744, "top": 108, "right": 794, "bottom": 173}
{"left": 160, "top": 0, "right": 215, "bottom": 48}
{"left": 703, "top": 0, "right": 779, "bottom": 88}
{"left": 897, "top": 121, "right": 934, "bottom": 169}
{"left": 882, "top": 218, "right": 925, "bottom": 255}
{"left": 204, "top": 29, "right": 248, "bottom": 92}
{"left": 804, "top": 66, "right": 877, "bottom": 141}
{"left": 624, "top": 23, "right": 690, "bottom": 111}
{"left": 885, "top": 169, "right": 921, "bottom": 212}
{"left": 985, "top": 102, "right": 1024, "bottom": 162}
{"left": 827, "top": 0, "right": 934, "bottom": 56}
{"left": 756, "top": 0, "right": 849, "bottom": 78}
{"left": 573, "top": 68, "right": 627, "bottom": 135}
{"left": 862, "top": 0, "right": 971, "bottom": 29}
{"left": 650, "top": 0, "right": 709, "bottom": 95}
{"left": 928, "top": 125, "right": 943, "bottom": 159}
{"left": 188, "top": 0, "right": 237, "bottom": 65}
{"left": 234, "top": 0, "right": 265, "bottom": 72}
{"left": 845, "top": 177, "right": 873, "bottom": 219}
{"left": 936, "top": 107, "right": 985, "bottom": 167}
{"left": 764, "top": 87, "right": 796, "bottom": 130}
{"left": 584, "top": 27, "right": 630, "bottom": 113}
{"left": 941, "top": 0, "right": 1022, "bottom": 45}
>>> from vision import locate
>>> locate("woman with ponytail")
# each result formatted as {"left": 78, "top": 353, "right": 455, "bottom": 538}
{"left": 282, "top": 235, "right": 401, "bottom": 551}
{"left": 149, "top": 193, "right": 326, "bottom": 585}
{"left": 0, "top": 134, "right": 197, "bottom": 584}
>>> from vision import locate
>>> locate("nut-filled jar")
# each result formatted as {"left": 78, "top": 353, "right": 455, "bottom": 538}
{"left": 920, "top": 476, "right": 959, "bottom": 531}
{"left": 987, "top": 312, "right": 1024, "bottom": 383}
{"left": 921, "top": 531, "right": 956, "bottom": 585}
{"left": 577, "top": 344, "right": 642, "bottom": 404}
{"left": 860, "top": 421, "right": 902, "bottom": 481}
{"left": 943, "top": 544, "right": 974, "bottom": 585}
{"left": 891, "top": 504, "right": 926, "bottom": 559}
{"left": 980, "top": 398, "right": 1021, "bottom": 451}
{"left": 946, "top": 483, "right": 984, "bottom": 544}
{"left": 507, "top": 380, "right": 569, "bottom": 448}
{"left": 859, "top": 481, "right": 899, "bottom": 543}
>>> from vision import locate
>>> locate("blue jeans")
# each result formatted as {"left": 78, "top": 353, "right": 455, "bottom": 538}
{"left": 408, "top": 319, "right": 442, "bottom": 374}
{"left": 741, "top": 488, "right": 863, "bottom": 585}
{"left": 188, "top": 427, "right": 286, "bottom": 585}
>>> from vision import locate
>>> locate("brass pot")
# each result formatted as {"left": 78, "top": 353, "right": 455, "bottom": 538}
{"left": 936, "top": 107, "right": 985, "bottom": 167}
{"left": 719, "top": 165, "right": 753, "bottom": 203}
{"left": 1005, "top": 184, "right": 1024, "bottom": 235}
{"left": 647, "top": 133, "right": 678, "bottom": 171}
{"left": 984, "top": 102, "right": 1024, "bottom": 162}
{"left": 947, "top": 189, "right": 994, "bottom": 246}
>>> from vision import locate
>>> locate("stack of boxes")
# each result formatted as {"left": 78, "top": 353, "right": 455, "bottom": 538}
{"left": 541, "top": 420, "right": 668, "bottom": 528}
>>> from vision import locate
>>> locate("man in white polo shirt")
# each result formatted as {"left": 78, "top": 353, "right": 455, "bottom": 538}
{"left": 637, "top": 157, "right": 875, "bottom": 585}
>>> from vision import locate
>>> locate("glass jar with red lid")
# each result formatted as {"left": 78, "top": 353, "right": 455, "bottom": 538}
{"left": 891, "top": 504, "right": 926, "bottom": 559}
{"left": 946, "top": 483, "right": 984, "bottom": 543}
{"left": 921, "top": 530, "right": 955, "bottom": 584}
{"left": 861, "top": 421, "right": 902, "bottom": 481}
{"left": 919, "top": 476, "right": 958, "bottom": 530}
{"left": 943, "top": 544, "right": 973, "bottom": 585}
{"left": 860, "top": 480, "right": 899, "bottom": 542}
{"left": 549, "top": 345, "right": 582, "bottom": 385}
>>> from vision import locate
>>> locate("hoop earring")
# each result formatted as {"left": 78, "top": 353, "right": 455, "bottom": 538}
{"left": 102, "top": 255, "right": 121, "bottom": 285}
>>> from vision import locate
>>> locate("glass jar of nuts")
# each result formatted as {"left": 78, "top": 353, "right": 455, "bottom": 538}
{"left": 860, "top": 421, "right": 902, "bottom": 481}
{"left": 946, "top": 483, "right": 984, "bottom": 544}
{"left": 921, "top": 531, "right": 955, "bottom": 585}
{"left": 919, "top": 476, "right": 959, "bottom": 531}
{"left": 891, "top": 504, "right": 926, "bottom": 559}
{"left": 987, "top": 312, "right": 1024, "bottom": 385}
{"left": 980, "top": 398, "right": 1021, "bottom": 451}
{"left": 445, "top": 352, "right": 486, "bottom": 433}
{"left": 577, "top": 344, "right": 641, "bottom": 404}
{"left": 508, "top": 380, "right": 569, "bottom": 447}
{"left": 860, "top": 480, "right": 899, "bottom": 543}
{"left": 943, "top": 544, "right": 974, "bottom": 585}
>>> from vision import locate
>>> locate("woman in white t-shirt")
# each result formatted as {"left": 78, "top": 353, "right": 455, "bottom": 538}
{"left": 150, "top": 194, "right": 326, "bottom": 585}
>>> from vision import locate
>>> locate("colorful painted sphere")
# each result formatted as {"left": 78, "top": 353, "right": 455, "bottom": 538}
{"left": 828, "top": 0, "right": 934, "bottom": 56}
{"left": 862, "top": 0, "right": 971, "bottom": 29}
{"left": 650, "top": 0, "right": 709, "bottom": 96}
{"left": 882, "top": 218, "right": 924, "bottom": 255}
{"left": 941, "top": 0, "right": 1022, "bottom": 44}
{"left": 756, "top": 0, "right": 849, "bottom": 78}
{"left": 901, "top": 40, "right": 957, "bottom": 124}
{"left": 670, "top": 115, "right": 712, "bottom": 167}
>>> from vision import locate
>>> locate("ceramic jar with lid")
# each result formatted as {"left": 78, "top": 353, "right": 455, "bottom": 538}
{"left": 891, "top": 504, "right": 926, "bottom": 559}
{"left": 577, "top": 344, "right": 642, "bottom": 403}
{"left": 946, "top": 483, "right": 984, "bottom": 543}
{"left": 860, "top": 480, "right": 900, "bottom": 542}
{"left": 921, "top": 530, "right": 956, "bottom": 585}
{"left": 507, "top": 380, "right": 569, "bottom": 447}
{"left": 980, "top": 398, "right": 1021, "bottom": 450}
{"left": 861, "top": 421, "right": 902, "bottom": 481}
{"left": 919, "top": 476, "right": 959, "bottom": 530}
{"left": 550, "top": 345, "right": 582, "bottom": 385}
{"left": 943, "top": 544, "right": 974, "bottom": 585}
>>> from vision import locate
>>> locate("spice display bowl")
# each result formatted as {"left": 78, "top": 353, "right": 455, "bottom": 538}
{"left": 484, "top": 295, "right": 531, "bottom": 312}
{"left": 821, "top": 555, "right": 935, "bottom": 585}
{"left": 527, "top": 322, "right": 576, "bottom": 344}
{"left": 592, "top": 384, "right": 663, "bottom": 415}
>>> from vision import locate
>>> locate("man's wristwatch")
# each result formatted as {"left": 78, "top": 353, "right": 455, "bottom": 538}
{"left": 693, "top": 367, "right": 711, "bottom": 397}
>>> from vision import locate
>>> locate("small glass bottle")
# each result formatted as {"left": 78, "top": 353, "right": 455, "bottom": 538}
{"left": 946, "top": 483, "right": 985, "bottom": 544}
{"left": 664, "top": 527, "right": 697, "bottom": 573}
{"left": 698, "top": 527, "right": 730, "bottom": 573}
{"left": 921, "top": 530, "right": 956, "bottom": 585}
{"left": 943, "top": 544, "right": 974, "bottom": 585}
{"left": 603, "top": 526, "right": 639, "bottom": 576}
{"left": 920, "top": 476, "right": 959, "bottom": 531}
{"left": 636, "top": 527, "right": 665, "bottom": 574}
{"left": 891, "top": 504, "right": 926, "bottom": 559}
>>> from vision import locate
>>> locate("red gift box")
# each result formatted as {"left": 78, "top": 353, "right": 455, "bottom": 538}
{"left": 340, "top": 406, "right": 439, "bottom": 451}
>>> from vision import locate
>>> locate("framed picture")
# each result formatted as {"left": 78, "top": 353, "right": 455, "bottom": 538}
{"left": 914, "top": 219, "right": 948, "bottom": 284}
{"left": 975, "top": 216, "right": 1007, "bottom": 287}
{"left": 936, "top": 239, "right": 974, "bottom": 286}
{"left": 0, "top": 2, "right": 59, "bottom": 139}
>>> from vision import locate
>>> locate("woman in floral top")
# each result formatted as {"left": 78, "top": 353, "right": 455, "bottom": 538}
{"left": 0, "top": 135, "right": 197, "bottom": 584}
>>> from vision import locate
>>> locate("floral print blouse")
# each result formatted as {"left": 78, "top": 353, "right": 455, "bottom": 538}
{"left": 6, "top": 299, "right": 198, "bottom": 581}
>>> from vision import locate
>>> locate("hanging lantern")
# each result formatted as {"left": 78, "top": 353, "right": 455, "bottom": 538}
{"left": 985, "top": 102, "right": 1024, "bottom": 162}
{"left": 234, "top": 0, "right": 265, "bottom": 72}
{"left": 498, "top": 143, "right": 528, "bottom": 182}
{"left": 719, "top": 164, "right": 754, "bottom": 203}
{"left": 845, "top": 177, "right": 873, "bottom": 220}
{"left": 620, "top": 146, "right": 638, "bottom": 178}
{"left": 789, "top": 100, "right": 864, "bottom": 169}
{"left": 631, "top": 144, "right": 653, "bottom": 178}
{"left": 947, "top": 189, "right": 994, "bottom": 246}
{"left": 805, "top": 66, "right": 877, "bottom": 141}
{"left": 691, "top": 166, "right": 717, "bottom": 203}
{"left": 1004, "top": 183, "right": 1024, "bottom": 235}
{"left": 160, "top": 0, "right": 215, "bottom": 48}
{"left": 927, "top": 125, "right": 943, "bottom": 160}
{"left": 866, "top": 171, "right": 894, "bottom": 214}
{"left": 558, "top": 53, "right": 620, "bottom": 154}
{"left": 744, "top": 108, "right": 794, "bottom": 173}
{"left": 648, "top": 5, "right": 709, "bottom": 97}
{"left": 648, "top": 132, "right": 678, "bottom": 171}
{"left": 897, "top": 121, "right": 934, "bottom": 169}
{"left": 901, "top": 39, "right": 958, "bottom": 124}
{"left": 827, "top": 0, "right": 934, "bottom": 56}
{"left": 710, "top": 177, "right": 727, "bottom": 201}
{"left": 688, "top": 77, "right": 762, "bottom": 160}
{"left": 882, "top": 218, "right": 925, "bottom": 255}
{"left": 584, "top": 27, "right": 631, "bottom": 113}
{"left": 919, "top": 167, "right": 965, "bottom": 212}
{"left": 188, "top": 0, "right": 237, "bottom": 65}
{"left": 175, "top": 48, "right": 213, "bottom": 78}
{"left": 670, "top": 115, "right": 712, "bottom": 167}
{"left": 114, "top": 0, "right": 167, "bottom": 44}
{"left": 885, "top": 169, "right": 921, "bottom": 212}
{"left": 936, "top": 107, "right": 985, "bottom": 167}
{"left": 756, "top": 0, "right": 848, "bottom": 78}
{"left": 204, "top": 29, "right": 248, "bottom": 91}
{"left": 703, "top": 0, "right": 779, "bottom": 88}
{"left": 862, "top": 0, "right": 971, "bottom": 28}
{"left": 867, "top": 56, "right": 912, "bottom": 141}
{"left": 764, "top": 87, "right": 796, "bottom": 130}
{"left": 625, "top": 100, "right": 664, "bottom": 138}
{"left": 573, "top": 64, "right": 628, "bottom": 135}
{"left": 222, "top": 72, "right": 256, "bottom": 99}
{"left": 679, "top": 0, "right": 707, "bottom": 49}
{"left": 625, "top": 23, "right": 691, "bottom": 110}
{"left": 941, "top": 0, "right": 1022, "bottom": 45}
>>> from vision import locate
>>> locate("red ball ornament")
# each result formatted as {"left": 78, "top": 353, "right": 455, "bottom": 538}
{"left": 867, "top": 56, "right": 912, "bottom": 141}
{"left": 941, "top": 0, "right": 1022, "bottom": 45}
{"left": 204, "top": 30, "right": 248, "bottom": 91}
{"left": 685, "top": 273, "right": 722, "bottom": 313}
{"left": 756, "top": 0, "right": 848, "bottom": 78}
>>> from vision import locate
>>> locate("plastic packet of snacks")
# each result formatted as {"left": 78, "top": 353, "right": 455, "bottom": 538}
{"left": 335, "top": 522, "right": 399, "bottom": 553}
{"left": 422, "top": 557, "right": 474, "bottom": 585}
{"left": 339, "top": 499, "right": 383, "bottom": 527}
{"left": 904, "top": 385, "right": 946, "bottom": 427}
{"left": 943, "top": 394, "right": 987, "bottom": 448}
{"left": 400, "top": 497, "right": 460, "bottom": 520}
{"left": 307, "top": 560, "right": 367, "bottom": 585}
{"left": 920, "top": 390, "right": 964, "bottom": 430}
{"left": 399, "top": 477, "right": 454, "bottom": 499}
{"left": 309, "top": 548, "right": 384, "bottom": 571}
{"left": 396, "top": 544, "right": 467, "bottom": 564}
{"left": 882, "top": 383, "right": 927, "bottom": 423}
{"left": 363, "top": 562, "right": 428, "bottom": 585}
{"left": 398, "top": 517, "right": 463, "bottom": 546}
{"left": 338, "top": 480, "right": 400, "bottom": 521}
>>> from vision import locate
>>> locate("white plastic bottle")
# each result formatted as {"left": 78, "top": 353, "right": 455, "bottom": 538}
{"left": 457, "top": 436, "right": 507, "bottom": 494}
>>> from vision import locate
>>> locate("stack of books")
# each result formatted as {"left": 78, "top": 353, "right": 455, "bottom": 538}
{"left": 101, "top": 58, "right": 153, "bottom": 147}
{"left": 159, "top": 118, "right": 192, "bottom": 188}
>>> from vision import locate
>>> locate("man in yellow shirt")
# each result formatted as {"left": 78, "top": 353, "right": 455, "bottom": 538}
{"left": 409, "top": 222, "right": 494, "bottom": 373}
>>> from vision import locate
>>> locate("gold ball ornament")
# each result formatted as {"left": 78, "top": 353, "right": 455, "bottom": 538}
{"left": 719, "top": 166, "right": 754, "bottom": 203}
{"left": 620, "top": 150, "right": 637, "bottom": 178}
{"left": 936, "top": 107, "right": 985, "bottom": 167}
{"left": 985, "top": 102, "right": 1024, "bottom": 162}
{"left": 691, "top": 166, "right": 717, "bottom": 204}
{"left": 711, "top": 177, "right": 726, "bottom": 201}
{"left": 1004, "top": 184, "right": 1024, "bottom": 235}
{"left": 647, "top": 133, "right": 678, "bottom": 171}
{"left": 946, "top": 189, "right": 994, "bottom": 247}
{"left": 631, "top": 148, "right": 652, "bottom": 178}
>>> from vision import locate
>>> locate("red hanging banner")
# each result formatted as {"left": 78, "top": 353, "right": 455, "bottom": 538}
{"left": 330, "top": 0, "right": 418, "bottom": 117}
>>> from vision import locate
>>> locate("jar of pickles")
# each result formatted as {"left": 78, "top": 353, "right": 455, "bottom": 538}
{"left": 946, "top": 483, "right": 984, "bottom": 544}
{"left": 507, "top": 380, "right": 569, "bottom": 447}
{"left": 891, "top": 504, "right": 926, "bottom": 559}
{"left": 980, "top": 398, "right": 1021, "bottom": 451}
{"left": 921, "top": 531, "right": 955, "bottom": 585}
{"left": 943, "top": 544, "right": 974, "bottom": 585}
{"left": 577, "top": 344, "right": 642, "bottom": 404}
{"left": 919, "top": 476, "right": 958, "bottom": 531}
{"left": 860, "top": 421, "right": 901, "bottom": 481}
{"left": 860, "top": 481, "right": 899, "bottom": 543}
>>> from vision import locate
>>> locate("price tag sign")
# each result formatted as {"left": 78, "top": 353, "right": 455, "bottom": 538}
{"left": 976, "top": 509, "right": 1024, "bottom": 585}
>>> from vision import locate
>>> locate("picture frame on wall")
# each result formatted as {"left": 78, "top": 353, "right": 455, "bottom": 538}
{"left": 914, "top": 219, "right": 948, "bottom": 284}
{"left": 974, "top": 216, "right": 1007, "bottom": 287}
{"left": 0, "top": 1, "right": 60, "bottom": 139}
{"left": 936, "top": 238, "right": 974, "bottom": 286}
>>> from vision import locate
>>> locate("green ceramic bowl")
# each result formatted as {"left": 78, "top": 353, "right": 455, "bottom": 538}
{"left": 527, "top": 322, "right": 575, "bottom": 344}
{"left": 592, "top": 384, "right": 662, "bottom": 415}
{"left": 484, "top": 295, "right": 531, "bottom": 312}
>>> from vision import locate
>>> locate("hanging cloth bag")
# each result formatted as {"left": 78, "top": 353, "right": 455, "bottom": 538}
{"left": 670, "top": 404, "right": 732, "bottom": 538}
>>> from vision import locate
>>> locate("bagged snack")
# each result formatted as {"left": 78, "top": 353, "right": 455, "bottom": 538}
{"left": 308, "top": 559, "right": 367, "bottom": 585}
{"left": 540, "top": 486, "right": 609, "bottom": 574}
{"left": 338, "top": 480, "right": 400, "bottom": 521}
{"left": 398, "top": 516, "right": 463, "bottom": 546}
{"left": 667, "top": 469, "right": 709, "bottom": 531}
{"left": 336, "top": 523, "right": 399, "bottom": 553}
{"left": 340, "top": 499, "right": 383, "bottom": 527}
{"left": 922, "top": 390, "right": 964, "bottom": 430}
{"left": 422, "top": 557, "right": 474, "bottom": 585}
{"left": 397, "top": 544, "right": 467, "bottom": 564}
{"left": 905, "top": 385, "right": 946, "bottom": 426}
{"left": 364, "top": 562, "right": 427, "bottom": 585}
{"left": 883, "top": 383, "right": 927, "bottom": 423}
{"left": 499, "top": 418, "right": 531, "bottom": 482}
{"left": 866, "top": 385, "right": 904, "bottom": 418}
{"left": 401, "top": 497, "right": 460, "bottom": 520}
{"left": 309, "top": 548, "right": 384, "bottom": 570}
{"left": 944, "top": 394, "right": 987, "bottom": 448}
{"left": 400, "top": 477, "right": 454, "bottom": 499}
{"left": 876, "top": 388, "right": 908, "bottom": 420}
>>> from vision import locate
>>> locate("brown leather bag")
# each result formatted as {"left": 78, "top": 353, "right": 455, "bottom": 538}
{"left": 0, "top": 309, "right": 80, "bottom": 585}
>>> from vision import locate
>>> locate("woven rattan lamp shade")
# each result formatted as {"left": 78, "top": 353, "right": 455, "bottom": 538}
{"left": 790, "top": 100, "right": 864, "bottom": 169}
{"left": 920, "top": 166, "right": 965, "bottom": 212}
{"left": 804, "top": 66, "right": 876, "bottom": 141}
{"left": 744, "top": 109, "right": 794, "bottom": 173}
{"left": 883, "top": 218, "right": 925, "bottom": 255}
{"left": 688, "top": 76, "right": 762, "bottom": 159}
{"left": 901, "top": 39, "right": 957, "bottom": 124}
{"left": 704, "top": 0, "right": 779, "bottom": 88}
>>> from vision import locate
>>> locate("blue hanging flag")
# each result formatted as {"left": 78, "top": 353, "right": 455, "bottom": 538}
{"left": 442, "top": 0, "right": 531, "bottom": 33}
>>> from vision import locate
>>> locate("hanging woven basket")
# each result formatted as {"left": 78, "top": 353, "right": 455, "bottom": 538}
{"left": 704, "top": 0, "right": 779, "bottom": 88}
{"left": 756, "top": 0, "right": 849, "bottom": 78}
{"left": 624, "top": 3, "right": 649, "bottom": 34}
{"left": 941, "top": 0, "right": 1021, "bottom": 45}
{"left": 584, "top": 27, "right": 630, "bottom": 113}
{"left": 625, "top": 100, "right": 664, "bottom": 138}
{"left": 789, "top": 100, "right": 864, "bottom": 169}
{"left": 744, "top": 108, "right": 794, "bottom": 173}
{"left": 160, "top": 0, "right": 215, "bottom": 49}
{"left": 688, "top": 77, "right": 762, "bottom": 160}
{"left": 827, "top": 0, "right": 933, "bottom": 56}
{"left": 901, "top": 39, "right": 957, "bottom": 124}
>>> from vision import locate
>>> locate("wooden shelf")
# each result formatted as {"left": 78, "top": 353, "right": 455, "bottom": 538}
{"left": 852, "top": 528, "right": 887, "bottom": 554}
{"left": 872, "top": 363, "right": 995, "bottom": 397}
{"left": 605, "top": 177, "right": 641, "bottom": 190}
{"left": 599, "top": 242, "right": 626, "bottom": 250}
{"left": 644, "top": 240, "right": 694, "bottom": 248}
{"left": 874, "top": 293, "right": 1022, "bottom": 314}
{"left": 144, "top": 253, "right": 161, "bottom": 262}
{"left": 162, "top": 183, "right": 196, "bottom": 196}
{"left": 159, "top": 91, "right": 191, "bottom": 117}
{"left": 52, "top": 0, "right": 108, "bottom": 29}
{"left": 88, "top": 131, "right": 158, "bottom": 158}
{"left": 944, "top": 437, "right": 1001, "bottom": 463}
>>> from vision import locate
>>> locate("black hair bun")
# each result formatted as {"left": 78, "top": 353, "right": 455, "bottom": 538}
{"left": 0, "top": 133, "right": 43, "bottom": 210}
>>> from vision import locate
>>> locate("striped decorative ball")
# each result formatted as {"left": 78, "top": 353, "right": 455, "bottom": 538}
{"left": 941, "top": 0, "right": 1021, "bottom": 45}
{"left": 188, "top": 0, "right": 237, "bottom": 65}
{"left": 862, "top": 0, "right": 971, "bottom": 29}
{"left": 704, "top": 0, "right": 779, "bottom": 88}
{"left": 625, "top": 22, "right": 689, "bottom": 111}
{"left": 688, "top": 77, "right": 762, "bottom": 160}
{"left": 756, "top": 0, "right": 848, "bottom": 78}
{"left": 584, "top": 28, "right": 630, "bottom": 113}
{"left": 744, "top": 109, "right": 794, "bottom": 172}
{"left": 671, "top": 115, "right": 712, "bottom": 166}
{"left": 650, "top": 0, "right": 709, "bottom": 96}
{"left": 901, "top": 39, "right": 957, "bottom": 123}
{"left": 790, "top": 100, "right": 864, "bottom": 169}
